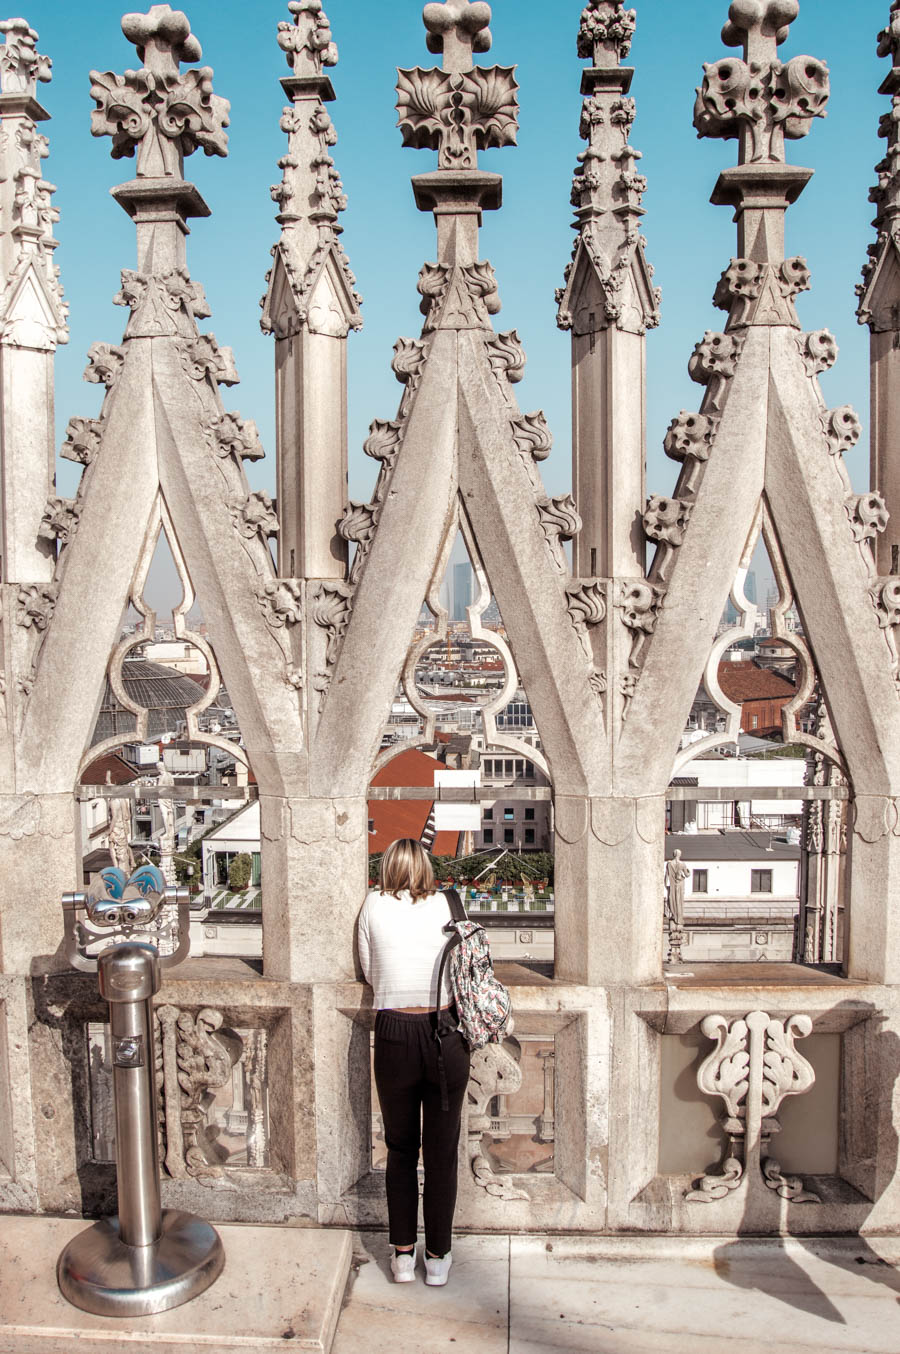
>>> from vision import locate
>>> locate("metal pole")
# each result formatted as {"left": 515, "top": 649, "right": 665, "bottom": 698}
{"left": 57, "top": 886, "right": 224, "bottom": 1318}
{"left": 99, "top": 944, "right": 162, "bottom": 1249}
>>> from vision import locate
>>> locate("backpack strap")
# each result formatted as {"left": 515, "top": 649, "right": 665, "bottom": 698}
{"left": 443, "top": 886, "right": 467, "bottom": 922}
{"left": 432, "top": 889, "right": 468, "bottom": 1111}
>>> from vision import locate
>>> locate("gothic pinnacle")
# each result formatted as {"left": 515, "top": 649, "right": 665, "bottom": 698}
{"left": 557, "top": 1, "right": 659, "bottom": 335}
{"left": 261, "top": 0, "right": 361, "bottom": 339}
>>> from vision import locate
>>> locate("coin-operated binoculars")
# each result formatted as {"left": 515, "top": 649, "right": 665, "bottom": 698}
{"left": 57, "top": 865, "right": 224, "bottom": 1317}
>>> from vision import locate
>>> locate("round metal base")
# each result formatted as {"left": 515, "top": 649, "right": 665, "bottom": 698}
{"left": 57, "top": 1209, "right": 225, "bottom": 1318}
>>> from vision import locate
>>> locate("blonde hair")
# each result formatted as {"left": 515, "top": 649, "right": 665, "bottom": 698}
{"left": 380, "top": 838, "right": 435, "bottom": 902}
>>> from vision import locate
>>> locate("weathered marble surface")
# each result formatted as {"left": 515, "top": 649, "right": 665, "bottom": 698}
{"left": 506, "top": 1235, "right": 900, "bottom": 1354}
{"left": 328, "top": 1232, "right": 900, "bottom": 1353}
{"left": 332, "top": 1232, "right": 509, "bottom": 1354}
{"left": 0, "top": 1217, "right": 351, "bottom": 1353}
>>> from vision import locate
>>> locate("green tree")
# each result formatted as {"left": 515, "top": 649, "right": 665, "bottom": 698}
{"left": 228, "top": 852, "right": 253, "bottom": 891}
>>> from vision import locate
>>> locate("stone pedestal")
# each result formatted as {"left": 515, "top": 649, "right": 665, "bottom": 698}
{"left": 0, "top": 1218, "right": 351, "bottom": 1352}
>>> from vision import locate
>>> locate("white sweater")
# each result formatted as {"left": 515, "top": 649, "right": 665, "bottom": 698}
{"left": 357, "top": 889, "right": 454, "bottom": 1010}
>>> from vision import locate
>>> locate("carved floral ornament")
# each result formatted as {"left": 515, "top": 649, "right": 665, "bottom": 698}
{"left": 845, "top": 492, "right": 889, "bottom": 547}
{"left": 211, "top": 411, "right": 264, "bottom": 463}
{"left": 230, "top": 491, "right": 279, "bottom": 541}
{"left": 83, "top": 342, "right": 126, "bottom": 388}
{"left": 0, "top": 18, "right": 52, "bottom": 97}
{"left": 643, "top": 495, "right": 692, "bottom": 547}
{"left": 312, "top": 578, "right": 353, "bottom": 692}
{"left": 423, "top": 0, "right": 492, "bottom": 70}
{"left": 256, "top": 578, "right": 303, "bottom": 629}
{"left": 277, "top": 0, "right": 338, "bottom": 77}
{"left": 61, "top": 416, "right": 102, "bottom": 466}
{"left": 38, "top": 496, "right": 81, "bottom": 546}
{"left": 577, "top": 1, "right": 636, "bottom": 64}
{"left": 89, "top": 5, "right": 229, "bottom": 179}
{"left": 536, "top": 494, "right": 582, "bottom": 573}
{"left": 16, "top": 581, "right": 57, "bottom": 631}
{"left": 114, "top": 267, "right": 210, "bottom": 336}
{"left": 686, "top": 1009, "right": 820, "bottom": 1204}
{"left": 396, "top": 64, "right": 519, "bottom": 171}
{"left": 417, "top": 260, "right": 501, "bottom": 331}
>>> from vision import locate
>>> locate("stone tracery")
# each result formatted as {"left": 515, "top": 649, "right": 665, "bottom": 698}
{"left": 0, "top": 0, "right": 898, "bottom": 1285}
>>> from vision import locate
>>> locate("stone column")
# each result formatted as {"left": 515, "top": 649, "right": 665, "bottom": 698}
{"left": 537, "top": 1048, "right": 555, "bottom": 1142}
{"left": 260, "top": 794, "right": 366, "bottom": 984}
{"left": 554, "top": 795, "right": 664, "bottom": 987}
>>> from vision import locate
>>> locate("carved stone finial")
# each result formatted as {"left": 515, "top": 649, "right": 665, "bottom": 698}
{"left": 577, "top": 1, "right": 636, "bottom": 68}
{"left": 695, "top": 1, "right": 828, "bottom": 165}
{"left": 89, "top": 5, "right": 229, "bottom": 178}
{"left": 0, "top": 18, "right": 51, "bottom": 97}
{"left": 423, "top": 0, "right": 492, "bottom": 74}
{"left": 277, "top": 0, "right": 338, "bottom": 77}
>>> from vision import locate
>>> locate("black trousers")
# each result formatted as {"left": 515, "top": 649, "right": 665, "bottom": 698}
{"left": 373, "top": 1008, "right": 471, "bottom": 1256}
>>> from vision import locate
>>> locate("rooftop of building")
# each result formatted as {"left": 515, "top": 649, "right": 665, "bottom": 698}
{"left": 666, "top": 830, "right": 800, "bottom": 861}
{"left": 717, "top": 660, "right": 797, "bottom": 703}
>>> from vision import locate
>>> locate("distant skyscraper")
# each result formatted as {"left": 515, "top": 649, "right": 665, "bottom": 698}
{"left": 452, "top": 562, "right": 472, "bottom": 622}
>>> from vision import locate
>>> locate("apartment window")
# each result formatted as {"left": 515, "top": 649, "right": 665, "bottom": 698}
{"left": 504, "top": 759, "right": 514, "bottom": 775}
{"left": 750, "top": 715, "right": 759, "bottom": 729}
{"left": 483, "top": 807, "right": 493, "bottom": 821}
{"left": 692, "top": 869, "right": 708, "bottom": 893}
{"left": 751, "top": 869, "right": 773, "bottom": 893}
{"left": 504, "top": 808, "right": 515, "bottom": 821}
{"left": 524, "top": 807, "right": 535, "bottom": 821}
{"left": 483, "top": 828, "right": 494, "bottom": 844}
{"left": 504, "top": 828, "right": 514, "bottom": 844}
{"left": 525, "top": 760, "right": 535, "bottom": 778}
{"left": 368, "top": 818, "right": 375, "bottom": 833}
{"left": 524, "top": 828, "right": 535, "bottom": 845}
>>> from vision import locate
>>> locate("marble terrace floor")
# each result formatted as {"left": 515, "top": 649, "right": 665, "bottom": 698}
{"left": 333, "top": 1233, "right": 900, "bottom": 1354}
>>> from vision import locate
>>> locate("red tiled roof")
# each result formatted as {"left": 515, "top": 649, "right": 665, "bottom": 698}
{"left": 717, "top": 661, "right": 797, "bottom": 702}
{"left": 79, "top": 752, "right": 141, "bottom": 786}
{"left": 372, "top": 748, "right": 446, "bottom": 789}
{"left": 368, "top": 749, "right": 460, "bottom": 856}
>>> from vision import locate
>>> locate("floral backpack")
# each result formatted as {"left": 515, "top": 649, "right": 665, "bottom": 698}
{"left": 434, "top": 888, "right": 512, "bottom": 1052}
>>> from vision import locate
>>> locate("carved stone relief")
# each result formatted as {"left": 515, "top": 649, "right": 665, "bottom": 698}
{"left": 210, "top": 411, "right": 265, "bottom": 464}
{"left": 311, "top": 579, "right": 353, "bottom": 710}
{"left": 686, "top": 1010, "right": 820, "bottom": 1204}
{"left": 467, "top": 1040, "right": 530, "bottom": 1201}
{"left": 536, "top": 493, "right": 582, "bottom": 575}
{"left": 89, "top": 1012, "right": 270, "bottom": 1181}
{"left": 37, "top": 496, "right": 81, "bottom": 547}
{"left": 61, "top": 416, "right": 103, "bottom": 465}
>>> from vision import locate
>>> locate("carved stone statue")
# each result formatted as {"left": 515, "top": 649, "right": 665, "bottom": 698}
{"left": 155, "top": 760, "right": 177, "bottom": 888}
{"left": 664, "top": 848, "right": 690, "bottom": 930}
{"left": 106, "top": 796, "right": 134, "bottom": 875}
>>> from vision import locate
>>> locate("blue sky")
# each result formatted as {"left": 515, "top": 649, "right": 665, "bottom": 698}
{"left": 22, "top": 0, "right": 890, "bottom": 608}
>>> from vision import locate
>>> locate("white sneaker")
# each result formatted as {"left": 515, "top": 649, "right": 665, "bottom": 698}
{"left": 390, "top": 1249, "right": 416, "bottom": 1283}
{"left": 424, "top": 1252, "right": 452, "bottom": 1286}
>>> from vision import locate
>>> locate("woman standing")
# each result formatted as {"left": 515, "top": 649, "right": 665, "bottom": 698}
{"left": 358, "top": 838, "right": 470, "bottom": 1286}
